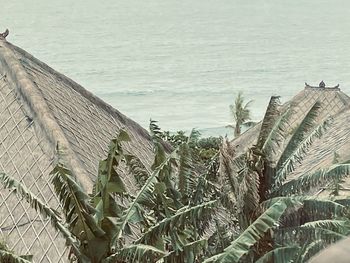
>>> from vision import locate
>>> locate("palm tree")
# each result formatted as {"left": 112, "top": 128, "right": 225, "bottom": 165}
{"left": 228, "top": 92, "right": 253, "bottom": 137}
{"left": 0, "top": 126, "right": 220, "bottom": 263}
{"left": 207, "top": 97, "right": 350, "bottom": 262}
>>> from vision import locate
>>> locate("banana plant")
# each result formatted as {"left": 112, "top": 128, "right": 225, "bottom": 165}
{"left": 0, "top": 128, "right": 217, "bottom": 263}
{"left": 218, "top": 97, "right": 350, "bottom": 262}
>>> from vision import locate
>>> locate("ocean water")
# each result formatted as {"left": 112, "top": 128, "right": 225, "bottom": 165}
{"left": 2, "top": 0, "right": 350, "bottom": 136}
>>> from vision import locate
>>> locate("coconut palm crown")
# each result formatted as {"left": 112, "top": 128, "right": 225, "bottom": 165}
{"left": 228, "top": 92, "right": 253, "bottom": 137}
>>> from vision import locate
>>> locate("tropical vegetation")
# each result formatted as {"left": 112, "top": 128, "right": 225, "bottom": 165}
{"left": 0, "top": 123, "right": 227, "bottom": 263}
{"left": 1, "top": 96, "right": 350, "bottom": 262}
{"left": 0, "top": 238, "right": 32, "bottom": 263}
{"left": 158, "top": 127, "right": 221, "bottom": 165}
{"left": 227, "top": 91, "right": 254, "bottom": 137}
{"left": 210, "top": 97, "right": 350, "bottom": 262}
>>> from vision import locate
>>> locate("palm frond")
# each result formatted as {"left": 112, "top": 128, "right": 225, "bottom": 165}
{"left": 100, "top": 129, "right": 130, "bottom": 195}
{"left": 51, "top": 165, "right": 105, "bottom": 239}
{"left": 190, "top": 159, "right": 222, "bottom": 208}
{"left": 260, "top": 197, "right": 348, "bottom": 232}
{"left": 0, "top": 173, "right": 61, "bottom": 220}
{"left": 0, "top": 250, "right": 33, "bottom": 263}
{"left": 261, "top": 106, "right": 292, "bottom": 157}
{"left": 0, "top": 173, "right": 82, "bottom": 258}
{"left": 111, "top": 150, "right": 178, "bottom": 247}
{"left": 94, "top": 129, "right": 130, "bottom": 204}
{"left": 149, "top": 119, "right": 163, "bottom": 141}
{"left": 302, "top": 198, "right": 346, "bottom": 220}
{"left": 272, "top": 163, "right": 350, "bottom": 196}
{"left": 229, "top": 92, "right": 252, "bottom": 136}
{"left": 162, "top": 238, "right": 208, "bottom": 262}
{"left": 255, "top": 246, "right": 300, "bottom": 263}
{"left": 188, "top": 128, "right": 201, "bottom": 143}
{"left": 301, "top": 219, "right": 350, "bottom": 235}
{"left": 273, "top": 118, "right": 331, "bottom": 190}
{"left": 219, "top": 140, "right": 240, "bottom": 200}
{"left": 277, "top": 102, "right": 321, "bottom": 168}
{"left": 125, "top": 154, "right": 150, "bottom": 188}
{"left": 256, "top": 96, "right": 281, "bottom": 149}
{"left": 104, "top": 244, "right": 165, "bottom": 263}
{"left": 332, "top": 196, "right": 350, "bottom": 206}
{"left": 275, "top": 227, "right": 343, "bottom": 261}
{"left": 177, "top": 142, "right": 195, "bottom": 202}
{"left": 203, "top": 200, "right": 292, "bottom": 263}
{"left": 136, "top": 200, "right": 217, "bottom": 245}
{"left": 237, "top": 167, "right": 260, "bottom": 225}
{"left": 259, "top": 196, "right": 301, "bottom": 209}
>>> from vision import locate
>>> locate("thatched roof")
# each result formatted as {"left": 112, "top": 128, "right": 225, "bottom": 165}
{"left": 231, "top": 84, "right": 350, "bottom": 195}
{"left": 309, "top": 235, "right": 350, "bottom": 263}
{"left": 0, "top": 39, "right": 155, "bottom": 262}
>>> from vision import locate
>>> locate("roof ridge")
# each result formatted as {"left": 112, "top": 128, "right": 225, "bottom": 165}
{"left": 0, "top": 39, "right": 92, "bottom": 191}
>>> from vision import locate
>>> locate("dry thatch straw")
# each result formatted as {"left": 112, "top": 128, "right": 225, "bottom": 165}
{"left": 0, "top": 38, "right": 155, "bottom": 262}
{"left": 228, "top": 84, "right": 350, "bottom": 196}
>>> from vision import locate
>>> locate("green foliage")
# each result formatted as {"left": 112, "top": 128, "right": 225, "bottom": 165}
{"left": 256, "top": 96, "right": 281, "bottom": 149}
{"left": 204, "top": 200, "right": 294, "bottom": 262}
{"left": 2, "top": 96, "right": 350, "bottom": 263}
{"left": 0, "top": 127, "right": 221, "bottom": 263}
{"left": 0, "top": 250, "right": 33, "bottom": 263}
{"left": 0, "top": 238, "right": 33, "bottom": 263}
{"left": 218, "top": 97, "right": 350, "bottom": 262}
{"left": 228, "top": 91, "right": 253, "bottom": 137}
{"left": 273, "top": 163, "right": 350, "bottom": 197}
{"left": 103, "top": 244, "right": 165, "bottom": 263}
{"left": 156, "top": 123, "right": 222, "bottom": 166}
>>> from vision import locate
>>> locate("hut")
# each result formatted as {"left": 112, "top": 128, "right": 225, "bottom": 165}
{"left": 0, "top": 38, "right": 155, "bottom": 262}
{"left": 230, "top": 83, "right": 350, "bottom": 194}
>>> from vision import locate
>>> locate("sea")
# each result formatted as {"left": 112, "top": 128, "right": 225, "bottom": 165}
{"left": 2, "top": 0, "right": 350, "bottom": 137}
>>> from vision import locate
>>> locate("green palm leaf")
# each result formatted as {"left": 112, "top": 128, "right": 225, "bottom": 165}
{"left": 261, "top": 106, "right": 292, "bottom": 157}
{"left": 0, "top": 173, "right": 82, "bottom": 258}
{"left": 256, "top": 96, "right": 281, "bottom": 149}
{"left": 237, "top": 167, "right": 260, "bottom": 225}
{"left": 0, "top": 250, "right": 33, "bottom": 263}
{"left": 111, "top": 150, "right": 178, "bottom": 247}
{"left": 273, "top": 117, "right": 331, "bottom": 190}
{"left": 273, "top": 163, "right": 350, "bottom": 196}
{"left": 219, "top": 141, "right": 240, "bottom": 201}
{"left": 103, "top": 244, "right": 165, "bottom": 263}
{"left": 0, "top": 173, "right": 61, "bottom": 220}
{"left": 301, "top": 219, "right": 350, "bottom": 235}
{"left": 149, "top": 119, "right": 163, "bottom": 141}
{"left": 162, "top": 238, "right": 208, "bottom": 263}
{"left": 177, "top": 142, "right": 195, "bottom": 202}
{"left": 51, "top": 165, "right": 105, "bottom": 238}
{"left": 229, "top": 92, "right": 253, "bottom": 137}
{"left": 276, "top": 102, "right": 321, "bottom": 169}
{"left": 260, "top": 196, "right": 346, "bottom": 219}
{"left": 125, "top": 154, "right": 151, "bottom": 188}
{"left": 203, "top": 200, "right": 295, "bottom": 263}
{"left": 136, "top": 200, "right": 217, "bottom": 245}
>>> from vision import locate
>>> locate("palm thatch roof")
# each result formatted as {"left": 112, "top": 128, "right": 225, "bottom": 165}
{"left": 231, "top": 83, "right": 350, "bottom": 195}
{"left": 0, "top": 39, "right": 156, "bottom": 262}
{"left": 308, "top": 235, "right": 350, "bottom": 263}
